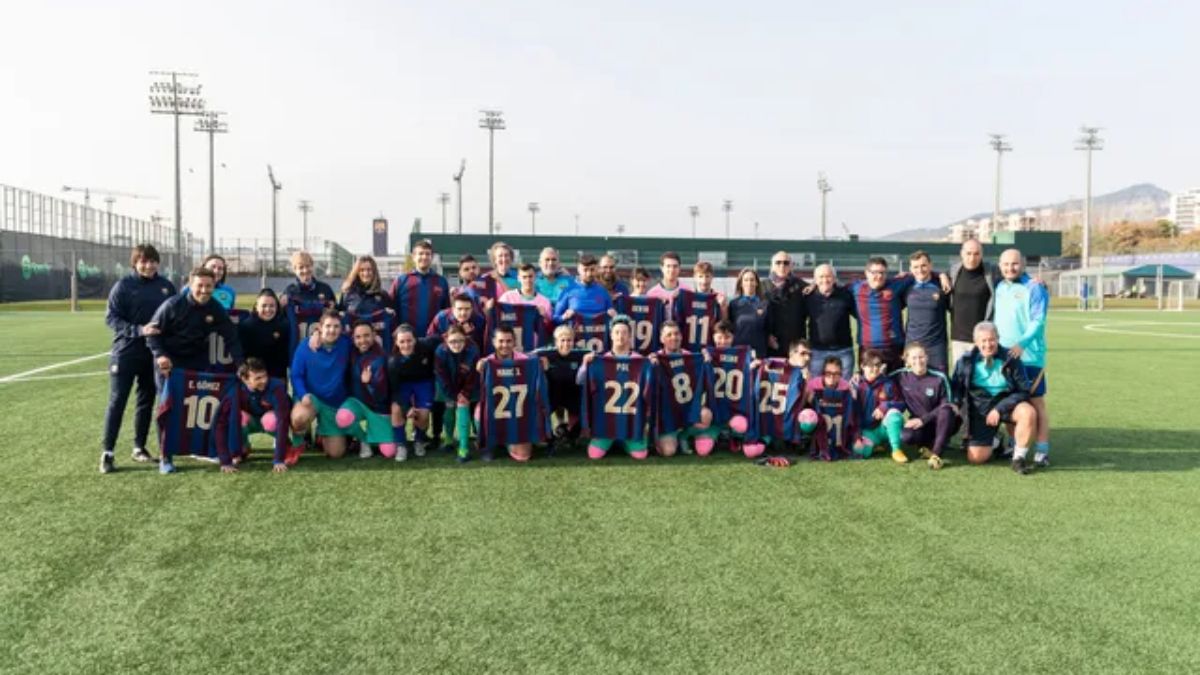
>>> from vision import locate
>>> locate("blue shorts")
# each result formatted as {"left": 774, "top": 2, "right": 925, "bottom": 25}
{"left": 393, "top": 380, "right": 434, "bottom": 410}
{"left": 1023, "top": 365, "right": 1047, "bottom": 397}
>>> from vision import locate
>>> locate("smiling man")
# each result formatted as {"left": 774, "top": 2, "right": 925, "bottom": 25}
{"left": 146, "top": 267, "right": 242, "bottom": 387}
{"left": 993, "top": 248, "right": 1051, "bottom": 467}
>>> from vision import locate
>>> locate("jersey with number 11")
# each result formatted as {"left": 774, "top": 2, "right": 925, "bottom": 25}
{"left": 672, "top": 288, "right": 721, "bottom": 352}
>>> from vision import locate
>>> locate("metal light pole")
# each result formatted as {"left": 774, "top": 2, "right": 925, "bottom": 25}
{"left": 298, "top": 199, "right": 313, "bottom": 252}
{"left": 688, "top": 205, "right": 699, "bottom": 238}
{"left": 452, "top": 159, "right": 465, "bottom": 234}
{"left": 574, "top": 213, "right": 580, "bottom": 235}
{"left": 104, "top": 197, "right": 115, "bottom": 246}
{"left": 479, "top": 110, "right": 506, "bottom": 236}
{"left": 722, "top": 200, "right": 733, "bottom": 238}
{"left": 528, "top": 202, "right": 540, "bottom": 234}
{"left": 267, "top": 165, "right": 282, "bottom": 270}
{"left": 1076, "top": 126, "right": 1104, "bottom": 271}
{"left": 616, "top": 224, "right": 625, "bottom": 237}
{"left": 438, "top": 193, "right": 450, "bottom": 233}
{"left": 989, "top": 133, "right": 1012, "bottom": 233}
{"left": 194, "top": 111, "right": 228, "bottom": 254}
{"left": 817, "top": 172, "right": 832, "bottom": 240}
{"left": 149, "top": 70, "right": 205, "bottom": 273}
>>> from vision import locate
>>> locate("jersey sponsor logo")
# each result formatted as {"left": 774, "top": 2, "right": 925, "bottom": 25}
{"left": 882, "top": 290, "right": 893, "bottom": 300}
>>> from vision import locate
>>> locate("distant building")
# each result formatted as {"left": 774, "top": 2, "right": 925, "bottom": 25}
{"left": 1169, "top": 189, "right": 1200, "bottom": 233}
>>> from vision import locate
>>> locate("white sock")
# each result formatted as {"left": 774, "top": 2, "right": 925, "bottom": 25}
{"left": 1014, "top": 446, "right": 1029, "bottom": 460}
{"left": 1034, "top": 451, "right": 1047, "bottom": 463}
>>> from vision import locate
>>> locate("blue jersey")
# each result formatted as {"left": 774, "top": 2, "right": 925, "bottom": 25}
{"left": 427, "top": 309, "right": 488, "bottom": 354}
{"left": 156, "top": 369, "right": 242, "bottom": 466}
{"left": 652, "top": 351, "right": 709, "bottom": 436}
{"left": 673, "top": 288, "right": 722, "bottom": 352}
{"left": 236, "top": 378, "right": 292, "bottom": 464}
{"left": 852, "top": 376, "right": 905, "bottom": 431}
{"left": 571, "top": 312, "right": 612, "bottom": 353}
{"left": 349, "top": 345, "right": 390, "bottom": 415}
{"left": 706, "top": 346, "right": 756, "bottom": 427}
{"left": 390, "top": 269, "right": 450, "bottom": 335}
{"left": 343, "top": 308, "right": 397, "bottom": 347}
{"left": 487, "top": 301, "right": 549, "bottom": 354}
{"left": 614, "top": 295, "right": 667, "bottom": 355}
{"left": 478, "top": 356, "right": 551, "bottom": 448}
{"left": 582, "top": 354, "right": 653, "bottom": 441}
{"left": 434, "top": 342, "right": 481, "bottom": 400}
{"left": 286, "top": 300, "right": 328, "bottom": 359}
{"left": 755, "top": 358, "right": 806, "bottom": 442}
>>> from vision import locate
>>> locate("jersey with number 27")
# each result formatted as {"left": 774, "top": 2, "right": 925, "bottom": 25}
{"left": 478, "top": 356, "right": 552, "bottom": 448}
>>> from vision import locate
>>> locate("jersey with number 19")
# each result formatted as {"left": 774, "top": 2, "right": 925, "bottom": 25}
{"left": 156, "top": 369, "right": 242, "bottom": 466}
{"left": 613, "top": 295, "right": 667, "bottom": 355}
{"left": 672, "top": 288, "right": 721, "bottom": 352}
{"left": 487, "top": 301, "right": 549, "bottom": 354}
{"left": 478, "top": 356, "right": 552, "bottom": 449}
{"left": 582, "top": 354, "right": 653, "bottom": 440}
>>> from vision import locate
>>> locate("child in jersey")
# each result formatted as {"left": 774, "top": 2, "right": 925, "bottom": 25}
{"left": 236, "top": 357, "right": 295, "bottom": 472}
{"left": 691, "top": 261, "right": 729, "bottom": 319}
{"left": 629, "top": 267, "right": 651, "bottom": 297}
{"left": 537, "top": 324, "right": 590, "bottom": 454}
{"left": 577, "top": 315, "right": 652, "bottom": 460}
{"left": 851, "top": 349, "right": 908, "bottom": 462}
{"left": 388, "top": 324, "right": 441, "bottom": 461}
{"left": 803, "top": 355, "right": 858, "bottom": 461}
{"left": 651, "top": 320, "right": 716, "bottom": 457}
{"left": 428, "top": 293, "right": 487, "bottom": 352}
{"left": 708, "top": 320, "right": 763, "bottom": 458}
{"left": 337, "top": 320, "right": 399, "bottom": 460}
{"left": 433, "top": 324, "right": 481, "bottom": 461}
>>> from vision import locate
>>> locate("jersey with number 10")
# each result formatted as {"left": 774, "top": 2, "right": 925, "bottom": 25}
{"left": 614, "top": 295, "right": 666, "bottom": 355}
{"left": 571, "top": 312, "right": 611, "bottom": 353}
{"left": 156, "top": 369, "right": 242, "bottom": 465}
{"left": 673, "top": 288, "right": 721, "bottom": 352}
{"left": 478, "top": 356, "right": 551, "bottom": 449}
{"left": 652, "top": 351, "right": 709, "bottom": 436}
{"left": 287, "top": 300, "right": 328, "bottom": 359}
{"left": 755, "top": 358, "right": 806, "bottom": 442}
{"left": 582, "top": 354, "right": 653, "bottom": 440}
{"left": 707, "top": 346, "right": 756, "bottom": 427}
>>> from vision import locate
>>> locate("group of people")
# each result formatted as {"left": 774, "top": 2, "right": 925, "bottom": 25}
{"left": 100, "top": 236, "right": 1049, "bottom": 475}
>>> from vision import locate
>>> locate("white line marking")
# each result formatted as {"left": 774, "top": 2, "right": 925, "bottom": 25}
{"left": 0, "top": 352, "right": 109, "bottom": 383}
{"left": 0, "top": 370, "right": 108, "bottom": 384}
{"left": 1082, "top": 322, "right": 1200, "bottom": 340}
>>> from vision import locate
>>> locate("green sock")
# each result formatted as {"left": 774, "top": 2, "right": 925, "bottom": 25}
{"left": 442, "top": 404, "right": 456, "bottom": 442}
{"left": 883, "top": 411, "right": 904, "bottom": 450}
{"left": 455, "top": 404, "right": 472, "bottom": 455}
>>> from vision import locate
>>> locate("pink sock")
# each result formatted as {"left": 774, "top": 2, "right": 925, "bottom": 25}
{"left": 694, "top": 437, "right": 715, "bottom": 457}
{"left": 509, "top": 450, "right": 530, "bottom": 462}
{"left": 743, "top": 442, "right": 765, "bottom": 459}
{"left": 378, "top": 443, "right": 396, "bottom": 459}
{"left": 588, "top": 444, "right": 607, "bottom": 460}
{"left": 629, "top": 449, "right": 649, "bottom": 460}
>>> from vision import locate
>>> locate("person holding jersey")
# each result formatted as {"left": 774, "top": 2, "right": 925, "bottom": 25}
{"left": 577, "top": 315, "right": 652, "bottom": 461}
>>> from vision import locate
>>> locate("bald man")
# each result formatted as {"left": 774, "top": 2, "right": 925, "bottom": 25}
{"left": 946, "top": 239, "right": 999, "bottom": 369}
{"left": 993, "top": 248, "right": 1050, "bottom": 468}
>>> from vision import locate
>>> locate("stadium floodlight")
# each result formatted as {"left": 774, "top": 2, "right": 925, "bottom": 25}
{"left": 267, "top": 165, "right": 282, "bottom": 271}
{"left": 616, "top": 223, "right": 626, "bottom": 237}
{"left": 149, "top": 70, "right": 205, "bottom": 272}
{"left": 989, "top": 134, "right": 1013, "bottom": 234}
{"left": 1075, "top": 126, "right": 1104, "bottom": 273}
{"left": 438, "top": 193, "right": 451, "bottom": 234}
{"left": 298, "top": 199, "right": 313, "bottom": 252}
{"left": 453, "top": 159, "right": 466, "bottom": 234}
{"left": 528, "top": 202, "right": 540, "bottom": 235}
{"left": 194, "top": 111, "right": 228, "bottom": 254}
{"left": 688, "top": 205, "right": 699, "bottom": 238}
{"left": 479, "top": 110, "right": 506, "bottom": 236}
{"left": 722, "top": 200, "right": 733, "bottom": 239}
{"left": 817, "top": 173, "right": 832, "bottom": 240}
{"left": 574, "top": 213, "right": 580, "bottom": 235}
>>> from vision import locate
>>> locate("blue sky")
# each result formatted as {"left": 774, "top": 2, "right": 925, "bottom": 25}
{"left": 2, "top": 0, "right": 1196, "bottom": 251}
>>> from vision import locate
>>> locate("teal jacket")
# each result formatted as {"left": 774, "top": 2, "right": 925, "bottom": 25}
{"left": 993, "top": 273, "right": 1048, "bottom": 367}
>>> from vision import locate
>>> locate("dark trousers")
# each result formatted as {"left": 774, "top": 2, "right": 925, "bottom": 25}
{"left": 430, "top": 401, "right": 446, "bottom": 442}
{"left": 900, "top": 406, "right": 961, "bottom": 456}
{"left": 102, "top": 354, "right": 157, "bottom": 451}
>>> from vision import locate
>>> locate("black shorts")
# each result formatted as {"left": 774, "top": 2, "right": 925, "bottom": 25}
{"left": 967, "top": 406, "right": 1014, "bottom": 447}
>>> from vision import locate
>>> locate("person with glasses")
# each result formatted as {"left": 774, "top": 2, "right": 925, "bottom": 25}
{"left": 803, "top": 263, "right": 856, "bottom": 377}
{"left": 802, "top": 356, "right": 858, "bottom": 461}
{"left": 765, "top": 251, "right": 808, "bottom": 358}
{"left": 535, "top": 247, "right": 575, "bottom": 304}
{"left": 849, "top": 256, "right": 916, "bottom": 373}
{"left": 850, "top": 350, "right": 907, "bottom": 463}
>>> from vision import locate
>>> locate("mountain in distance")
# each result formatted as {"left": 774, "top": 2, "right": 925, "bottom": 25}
{"left": 879, "top": 183, "right": 1172, "bottom": 242}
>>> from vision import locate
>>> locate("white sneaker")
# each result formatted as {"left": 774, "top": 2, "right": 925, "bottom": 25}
{"left": 359, "top": 443, "right": 373, "bottom": 459}
{"left": 414, "top": 440, "right": 428, "bottom": 458}
{"left": 394, "top": 444, "right": 409, "bottom": 462}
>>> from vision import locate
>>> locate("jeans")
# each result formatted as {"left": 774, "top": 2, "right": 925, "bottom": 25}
{"left": 809, "top": 347, "right": 854, "bottom": 378}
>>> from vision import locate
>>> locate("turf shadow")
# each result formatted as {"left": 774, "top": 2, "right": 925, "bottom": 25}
{"left": 1038, "top": 427, "right": 1200, "bottom": 473}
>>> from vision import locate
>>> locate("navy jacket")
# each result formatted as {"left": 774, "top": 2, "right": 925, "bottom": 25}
{"left": 105, "top": 273, "right": 177, "bottom": 360}
{"left": 146, "top": 293, "right": 242, "bottom": 368}
{"left": 950, "top": 346, "right": 1031, "bottom": 419}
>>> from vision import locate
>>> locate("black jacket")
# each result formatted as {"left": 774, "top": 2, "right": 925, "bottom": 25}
{"left": 238, "top": 312, "right": 291, "bottom": 379}
{"left": 105, "top": 273, "right": 177, "bottom": 360}
{"left": 950, "top": 345, "right": 1031, "bottom": 419}
{"left": 765, "top": 275, "right": 809, "bottom": 357}
{"left": 147, "top": 294, "right": 242, "bottom": 369}
{"left": 339, "top": 282, "right": 391, "bottom": 315}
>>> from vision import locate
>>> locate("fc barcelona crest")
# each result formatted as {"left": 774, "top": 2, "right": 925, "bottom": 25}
{"left": 932, "top": 292, "right": 940, "bottom": 301}
{"left": 882, "top": 290, "right": 893, "bottom": 300}
{"left": 204, "top": 315, "right": 214, "bottom": 324}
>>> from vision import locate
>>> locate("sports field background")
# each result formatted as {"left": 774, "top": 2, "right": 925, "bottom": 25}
{"left": 2, "top": 305, "right": 1199, "bottom": 673}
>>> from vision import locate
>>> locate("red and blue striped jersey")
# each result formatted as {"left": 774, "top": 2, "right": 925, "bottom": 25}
{"left": 236, "top": 378, "right": 291, "bottom": 464}
{"left": 852, "top": 375, "right": 906, "bottom": 431}
{"left": 571, "top": 312, "right": 612, "bottom": 353}
{"left": 156, "top": 369, "right": 242, "bottom": 466}
{"left": 672, "top": 288, "right": 721, "bottom": 352}
{"left": 350, "top": 345, "right": 391, "bottom": 415}
{"left": 434, "top": 342, "right": 481, "bottom": 400}
{"left": 390, "top": 270, "right": 450, "bottom": 335}
{"left": 455, "top": 276, "right": 499, "bottom": 310}
{"left": 426, "top": 309, "right": 488, "bottom": 354}
{"left": 755, "top": 358, "right": 806, "bottom": 442}
{"left": 614, "top": 295, "right": 667, "bottom": 355}
{"left": 652, "top": 351, "right": 709, "bottom": 436}
{"left": 343, "top": 308, "right": 397, "bottom": 347}
{"left": 581, "top": 354, "right": 653, "bottom": 441}
{"left": 286, "top": 300, "right": 328, "bottom": 359}
{"left": 803, "top": 377, "right": 858, "bottom": 458}
{"left": 478, "top": 355, "right": 551, "bottom": 448}
{"left": 487, "top": 302, "right": 549, "bottom": 354}
{"left": 706, "top": 345, "right": 756, "bottom": 427}
{"left": 849, "top": 276, "right": 915, "bottom": 349}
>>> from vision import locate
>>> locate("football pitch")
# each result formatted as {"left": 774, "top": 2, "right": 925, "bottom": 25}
{"left": 1, "top": 308, "right": 1199, "bottom": 674}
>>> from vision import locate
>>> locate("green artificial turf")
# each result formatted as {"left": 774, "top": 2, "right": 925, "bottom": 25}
{"left": 1, "top": 310, "right": 1199, "bottom": 673}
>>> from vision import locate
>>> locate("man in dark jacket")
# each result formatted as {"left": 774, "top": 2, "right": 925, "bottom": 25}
{"left": 147, "top": 267, "right": 243, "bottom": 387}
{"left": 946, "top": 239, "right": 999, "bottom": 369}
{"left": 100, "top": 244, "right": 177, "bottom": 473}
{"left": 950, "top": 321, "right": 1038, "bottom": 474}
{"left": 764, "top": 251, "right": 808, "bottom": 358}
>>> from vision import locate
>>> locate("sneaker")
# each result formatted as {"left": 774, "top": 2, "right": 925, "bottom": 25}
{"left": 1011, "top": 457, "right": 1029, "bottom": 475}
{"left": 481, "top": 447, "right": 494, "bottom": 462}
{"left": 413, "top": 440, "right": 428, "bottom": 458}
{"left": 284, "top": 445, "right": 303, "bottom": 466}
{"left": 1035, "top": 456, "right": 1050, "bottom": 469}
{"left": 394, "top": 444, "right": 409, "bottom": 462}
{"left": 131, "top": 447, "right": 155, "bottom": 463}
{"left": 891, "top": 449, "right": 909, "bottom": 464}
{"left": 159, "top": 461, "right": 176, "bottom": 475}
{"left": 456, "top": 450, "right": 471, "bottom": 464}
{"left": 190, "top": 454, "right": 219, "bottom": 464}
{"left": 439, "top": 443, "right": 456, "bottom": 455}
{"left": 678, "top": 438, "right": 694, "bottom": 455}
{"left": 927, "top": 455, "right": 944, "bottom": 470}
{"left": 918, "top": 447, "right": 933, "bottom": 459}
{"left": 359, "top": 443, "right": 373, "bottom": 460}
{"left": 99, "top": 452, "right": 115, "bottom": 474}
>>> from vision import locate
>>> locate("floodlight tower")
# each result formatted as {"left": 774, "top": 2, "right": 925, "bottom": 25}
{"left": 267, "top": 165, "right": 282, "bottom": 271}
{"left": 479, "top": 110, "right": 506, "bottom": 235}
{"left": 438, "top": 192, "right": 450, "bottom": 233}
{"left": 298, "top": 199, "right": 313, "bottom": 251}
{"left": 452, "top": 159, "right": 466, "bottom": 234}
{"left": 989, "top": 133, "right": 1013, "bottom": 232}
{"left": 817, "top": 172, "right": 832, "bottom": 240}
{"left": 1076, "top": 126, "right": 1104, "bottom": 270}
{"left": 688, "top": 205, "right": 699, "bottom": 238}
{"left": 722, "top": 199, "right": 733, "bottom": 238}
{"left": 194, "top": 111, "right": 228, "bottom": 253}
{"left": 149, "top": 70, "right": 205, "bottom": 267}
{"left": 528, "top": 202, "right": 540, "bottom": 234}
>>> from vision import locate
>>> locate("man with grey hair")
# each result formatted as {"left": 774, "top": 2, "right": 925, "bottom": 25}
{"left": 950, "top": 320, "right": 1039, "bottom": 474}
{"left": 803, "top": 263, "right": 855, "bottom": 376}
{"left": 993, "top": 248, "right": 1051, "bottom": 467}
{"left": 535, "top": 246, "right": 574, "bottom": 304}
{"left": 945, "top": 238, "right": 998, "bottom": 369}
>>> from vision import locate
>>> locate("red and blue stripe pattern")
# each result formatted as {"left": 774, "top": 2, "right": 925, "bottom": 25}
{"left": 156, "top": 369, "right": 242, "bottom": 466}
{"left": 478, "top": 356, "right": 551, "bottom": 448}
{"left": 391, "top": 270, "right": 450, "bottom": 337}
{"left": 581, "top": 354, "right": 653, "bottom": 441}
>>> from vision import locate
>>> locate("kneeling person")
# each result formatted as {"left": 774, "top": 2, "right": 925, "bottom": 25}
{"left": 237, "top": 358, "right": 295, "bottom": 472}
{"left": 289, "top": 310, "right": 354, "bottom": 459}
{"left": 852, "top": 349, "right": 907, "bottom": 463}
{"left": 339, "top": 320, "right": 398, "bottom": 459}
{"left": 895, "top": 343, "right": 959, "bottom": 470}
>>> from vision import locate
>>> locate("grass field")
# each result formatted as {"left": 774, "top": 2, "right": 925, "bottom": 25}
{"left": 2, "top": 306, "right": 1199, "bottom": 673}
